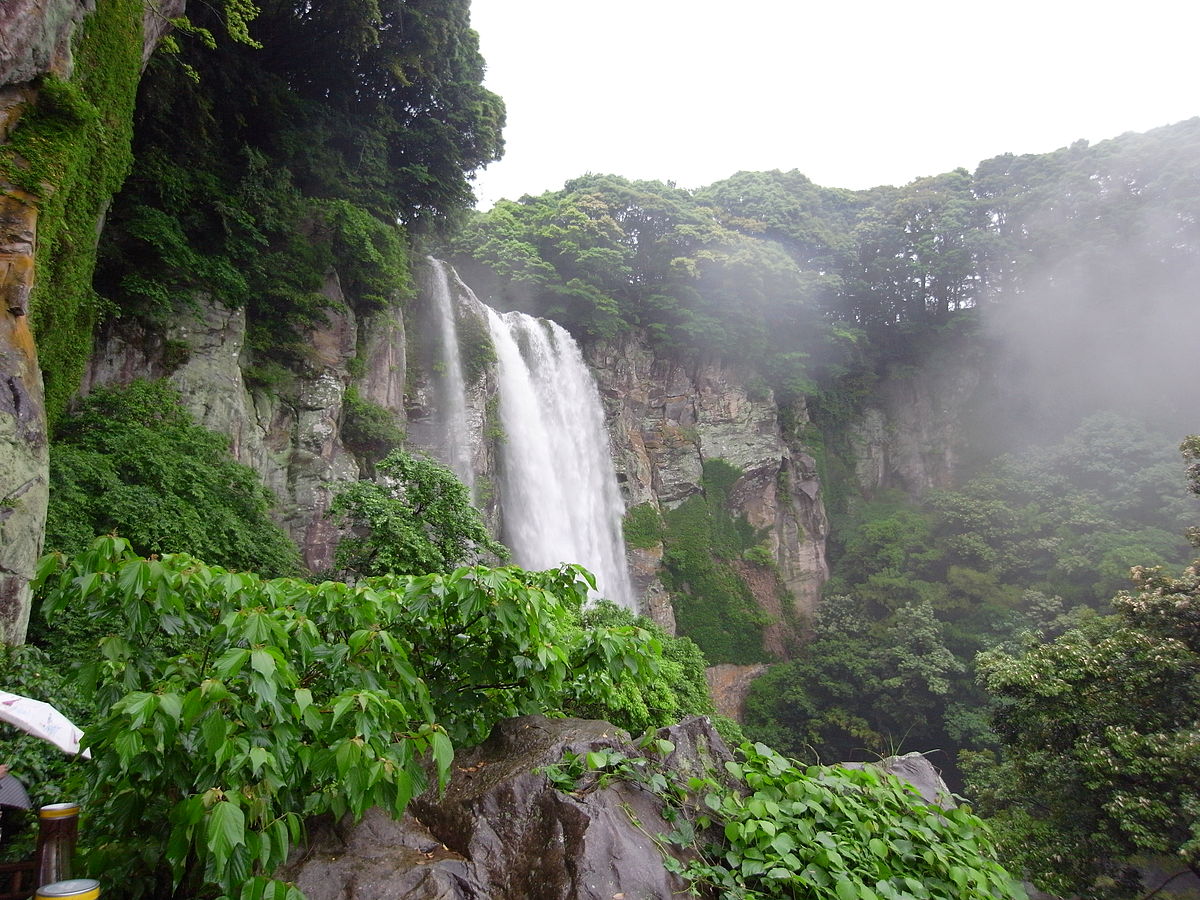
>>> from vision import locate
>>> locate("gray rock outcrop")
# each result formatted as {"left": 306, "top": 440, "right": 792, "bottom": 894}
{"left": 286, "top": 715, "right": 732, "bottom": 900}
{"left": 844, "top": 752, "right": 955, "bottom": 810}
{"left": 850, "top": 341, "right": 986, "bottom": 498}
{"left": 585, "top": 334, "right": 828, "bottom": 636}
{"left": 86, "top": 278, "right": 391, "bottom": 572}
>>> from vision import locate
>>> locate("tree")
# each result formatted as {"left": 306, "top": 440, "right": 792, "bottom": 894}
{"left": 967, "top": 439, "right": 1200, "bottom": 898}
{"left": 328, "top": 449, "right": 507, "bottom": 578}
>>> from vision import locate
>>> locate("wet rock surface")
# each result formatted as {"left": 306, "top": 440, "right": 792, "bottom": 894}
{"left": 287, "top": 715, "right": 732, "bottom": 900}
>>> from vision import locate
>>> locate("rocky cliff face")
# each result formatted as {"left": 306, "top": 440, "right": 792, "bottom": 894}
{"left": 85, "top": 259, "right": 504, "bottom": 573}
{"left": 849, "top": 341, "right": 986, "bottom": 499}
{"left": 0, "top": 0, "right": 183, "bottom": 643}
{"left": 586, "top": 334, "right": 829, "bottom": 638}
{"left": 86, "top": 275, "right": 401, "bottom": 573}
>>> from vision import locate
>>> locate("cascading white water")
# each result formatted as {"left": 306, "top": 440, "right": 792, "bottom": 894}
{"left": 425, "top": 258, "right": 476, "bottom": 495}
{"left": 486, "top": 308, "right": 636, "bottom": 610}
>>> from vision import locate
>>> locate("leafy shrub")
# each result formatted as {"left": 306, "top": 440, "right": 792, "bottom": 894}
{"left": 687, "top": 743, "right": 1025, "bottom": 900}
{"left": 623, "top": 502, "right": 664, "bottom": 550}
{"left": 340, "top": 386, "right": 406, "bottom": 463}
{"left": 547, "top": 738, "right": 1025, "bottom": 900}
{"left": 34, "top": 537, "right": 662, "bottom": 898}
{"left": 329, "top": 449, "right": 507, "bottom": 578}
{"left": 568, "top": 601, "right": 714, "bottom": 733}
{"left": 45, "top": 379, "right": 300, "bottom": 578}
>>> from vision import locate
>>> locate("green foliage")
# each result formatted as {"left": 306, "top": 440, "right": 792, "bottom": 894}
{"left": 33, "top": 537, "right": 662, "bottom": 898}
{"left": 567, "top": 601, "right": 715, "bottom": 734}
{"left": 44, "top": 380, "right": 299, "bottom": 577}
{"left": 329, "top": 449, "right": 507, "bottom": 578}
{"left": 547, "top": 737, "right": 1024, "bottom": 900}
{"left": 95, "top": 0, "right": 502, "bottom": 362}
{"left": 660, "top": 460, "right": 777, "bottom": 665}
{"left": 744, "top": 595, "right": 963, "bottom": 765}
{"left": 623, "top": 502, "right": 664, "bottom": 550}
{"left": 750, "top": 417, "right": 1199, "bottom": 781}
{"left": 968, "top": 558, "right": 1200, "bottom": 898}
{"left": 451, "top": 174, "right": 825, "bottom": 396}
{"left": 928, "top": 414, "right": 1194, "bottom": 604}
{"left": 0, "top": 0, "right": 146, "bottom": 424}
{"left": 340, "top": 386, "right": 406, "bottom": 463}
{"left": 455, "top": 305, "right": 497, "bottom": 385}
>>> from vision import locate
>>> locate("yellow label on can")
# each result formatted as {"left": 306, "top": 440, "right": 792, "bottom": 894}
{"left": 38, "top": 802, "right": 81, "bottom": 820}
{"left": 34, "top": 878, "right": 99, "bottom": 899}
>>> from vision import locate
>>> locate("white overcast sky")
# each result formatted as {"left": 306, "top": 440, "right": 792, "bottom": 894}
{"left": 467, "top": 0, "right": 1199, "bottom": 208}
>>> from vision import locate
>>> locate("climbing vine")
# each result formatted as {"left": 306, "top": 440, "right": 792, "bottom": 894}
{"left": 544, "top": 737, "right": 1026, "bottom": 900}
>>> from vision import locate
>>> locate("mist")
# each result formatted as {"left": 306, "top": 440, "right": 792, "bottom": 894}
{"left": 977, "top": 166, "right": 1200, "bottom": 449}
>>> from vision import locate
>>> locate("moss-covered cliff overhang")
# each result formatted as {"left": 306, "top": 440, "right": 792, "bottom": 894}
{"left": 0, "top": 0, "right": 183, "bottom": 643}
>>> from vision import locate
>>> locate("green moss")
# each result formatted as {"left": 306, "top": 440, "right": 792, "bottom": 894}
{"left": 342, "top": 385, "right": 405, "bottom": 463}
{"left": 457, "top": 305, "right": 496, "bottom": 385}
{"left": 623, "top": 502, "right": 664, "bottom": 549}
{"left": 484, "top": 393, "right": 505, "bottom": 442}
{"left": 474, "top": 474, "right": 495, "bottom": 508}
{"left": 0, "top": 0, "right": 147, "bottom": 425}
{"left": 659, "top": 459, "right": 775, "bottom": 665}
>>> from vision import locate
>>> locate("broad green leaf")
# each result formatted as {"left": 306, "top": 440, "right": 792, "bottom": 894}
{"left": 207, "top": 802, "right": 246, "bottom": 875}
{"left": 431, "top": 731, "right": 454, "bottom": 784}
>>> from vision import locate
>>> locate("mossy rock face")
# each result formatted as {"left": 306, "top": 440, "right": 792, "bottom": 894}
{"left": 660, "top": 460, "right": 777, "bottom": 665}
{"left": 1, "top": 0, "right": 148, "bottom": 426}
{"left": 0, "top": 0, "right": 166, "bottom": 643}
{"left": 0, "top": 0, "right": 87, "bottom": 86}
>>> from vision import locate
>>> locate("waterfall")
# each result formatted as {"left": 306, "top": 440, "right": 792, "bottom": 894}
{"left": 486, "top": 308, "right": 636, "bottom": 610}
{"left": 425, "top": 258, "right": 476, "bottom": 495}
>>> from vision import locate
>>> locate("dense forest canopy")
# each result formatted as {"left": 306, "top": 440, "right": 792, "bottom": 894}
{"left": 453, "top": 119, "right": 1200, "bottom": 439}
{"left": 93, "top": 0, "right": 504, "bottom": 373}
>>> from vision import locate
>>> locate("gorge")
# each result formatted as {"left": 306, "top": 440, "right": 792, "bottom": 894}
{"left": 2, "top": 2, "right": 1200, "bottom": 898}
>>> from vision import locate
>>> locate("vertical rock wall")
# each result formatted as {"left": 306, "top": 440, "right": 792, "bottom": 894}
{"left": 585, "top": 334, "right": 829, "bottom": 641}
{"left": 849, "top": 342, "right": 986, "bottom": 498}
{"left": 0, "top": 186, "right": 46, "bottom": 643}
{"left": 86, "top": 274, "right": 407, "bottom": 573}
{"left": 0, "top": 0, "right": 183, "bottom": 643}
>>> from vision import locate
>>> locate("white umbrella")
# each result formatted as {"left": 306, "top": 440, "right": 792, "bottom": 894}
{"left": 0, "top": 691, "right": 90, "bottom": 758}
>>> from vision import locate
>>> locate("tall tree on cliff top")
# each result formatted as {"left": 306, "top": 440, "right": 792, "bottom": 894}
{"left": 96, "top": 0, "right": 504, "bottom": 344}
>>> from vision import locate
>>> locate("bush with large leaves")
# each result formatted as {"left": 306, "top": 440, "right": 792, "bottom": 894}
{"left": 34, "top": 536, "right": 659, "bottom": 899}
{"left": 967, "top": 560, "right": 1200, "bottom": 899}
